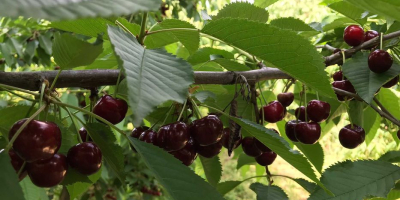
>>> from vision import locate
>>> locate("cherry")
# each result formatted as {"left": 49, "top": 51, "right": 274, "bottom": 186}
{"left": 332, "top": 80, "right": 356, "bottom": 101}
{"left": 306, "top": 100, "right": 330, "bottom": 122}
{"left": 285, "top": 120, "right": 299, "bottom": 142}
{"left": 277, "top": 92, "right": 294, "bottom": 107}
{"left": 295, "top": 106, "right": 307, "bottom": 121}
{"left": 27, "top": 154, "right": 68, "bottom": 187}
{"left": 131, "top": 126, "right": 149, "bottom": 138}
{"left": 365, "top": 30, "right": 379, "bottom": 42}
{"left": 383, "top": 75, "right": 399, "bottom": 88}
{"left": 339, "top": 124, "right": 365, "bottom": 149}
{"left": 241, "top": 137, "right": 262, "bottom": 157}
{"left": 254, "top": 129, "right": 279, "bottom": 152}
{"left": 295, "top": 122, "right": 321, "bottom": 144}
{"left": 157, "top": 122, "right": 189, "bottom": 152}
{"left": 9, "top": 119, "right": 62, "bottom": 162}
{"left": 8, "top": 149, "right": 27, "bottom": 181}
{"left": 368, "top": 50, "right": 393, "bottom": 73}
{"left": 139, "top": 130, "right": 160, "bottom": 147}
{"left": 170, "top": 137, "right": 197, "bottom": 166}
{"left": 67, "top": 142, "right": 102, "bottom": 175}
{"left": 190, "top": 115, "right": 223, "bottom": 146}
{"left": 196, "top": 141, "right": 222, "bottom": 158}
{"left": 332, "top": 71, "right": 346, "bottom": 81}
{"left": 261, "top": 101, "right": 285, "bottom": 123}
{"left": 255, "top": 151, "right": 277, "bottom": 166}
{"left": 397, "top": 130, "right": 400, "bottom": 140}
{"left": 79, "top": 127, "right": 92, "bottom": 142}
{"left": 221, "top": 128, "right": 242, "bottom": 150}
{"left": 343, "top": 25, "right": 365, "bottom": 46}
{"left": 93, "top": 95, "right": 128, "bottom": 124}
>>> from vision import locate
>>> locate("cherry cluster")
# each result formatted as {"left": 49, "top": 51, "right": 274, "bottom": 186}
{"left": 140, "top": 186, "right": 162, "bottom": 196}
{"left": 241, "top": 129, "right": 279, "bottom": 166}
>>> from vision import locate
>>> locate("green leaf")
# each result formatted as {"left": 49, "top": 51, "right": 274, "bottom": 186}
{"left": 211, "top": 58, "right": 251, "bottom": 71}
{"left": 348, "top": 100, "right": 365, "bottom": 127}
{"left": 85, "top": 123, "right": 125, "bottom": 182}
{"left": 346, "top": 0, "right": 400, "bottom": 22}
{"left": 377, "top": 89, "right": 400, "bottom": 119}
{"left": 237, "top": 152, "right": 256, "bottom": 170}
{"left": 38, "top": 32, "right": 53, "bottom": 55}
{"left": 363, "top": 107, "right": 380, "bottom": 145}
{"left": 216, "top": 181, "right": 243, "bottom": 196}
{"left": 0, "top": 106, "right": 34, "bottom": 135}
{"left": 293, "top": 178, "right": 317, "bottom": 193}
{"left": 53, "top": 33, "right": 103, "bottom": 69}
{"left": 328, "top": 1, "right": 368, "bottom": 24}
{"left": 295, "top": 143, "right": 324, "bottom": 173}
{"left": 145, "top": 19, "right": 199, "bottom": 54}
{"left": 187, "top": 47, "right": 234, "bottom": 65}
{"left": 57, "top": 127, "right": 79, "bottom": 155}
{"left": 254, "top": 0, "right": 280, "bottom": 8}
{"left": 0, "top": 43, "right": 14, "bottom": 66}
{"left": 309, "top": 160, "right": 400, "bottom": 200}
{"left": 342, "top": 52, "right": 400, "bottom": 104}
{"left": 250, "top": 183, "right": 289, "bottom": 200}
{"left": 0, "top": 151, "right": 25, "bottom": 200}
{"left": 108, "top": 26, "right": 194, "bottom": 127}
{"left": 270, "top": 17, "right": 316, "bottom": 32}
{"left": 20, "top": 178, "right": 49, "bottom": 200}
{"left": 7, "top": 38, "right": 23, "bottom": 58}
{"left": 202, "top": 18, "right": 335, "bottom": 98}
{"left": 0, "top": 0, "right": 161, "bottom": 21}
{"left": 199, "top": 156, "right": 222, "bottom": 187}
{"left": 193, "top": 91, "right": 216, "bottom": 103}
{"left": 322, "top": 17, "right": 356, "bottom": 32}
{"left": 62, "top": 168, "right": 102, "bottom": 200}
{"left": 379, "top": 151, "right": 400, "bottom": 163}
{"left": 51, "top": 18, "right": 114, "bottom": 38}
{"left": 128, "top": 138, "right": 225, "bottom": 200}
{"left": 213, "top": 2, "right": 269, "bottom": 23}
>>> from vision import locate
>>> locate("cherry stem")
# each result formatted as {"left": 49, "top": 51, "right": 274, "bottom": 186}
{"left": 258, "top": 82, "right": 268, "bottom": 105}
{"left": 0, "top": 83, "right": 39, "bottom": 97}
{"left": 137, "top": 12, "right": 148, "bottom": 45}
{"left": 189, "top": 97, "right": 202, "bottom": 119}
{"left": 380, "top": 32, "right": 383, "bottom": 50}
{"left": 17, "top": 161, "right": 26, "bottom": 178}
{"left": 177, "top": 99, "right": 187, "bottom": 122}
{"left": 161, "top": 104, "right": 174, "bottom": 127}
{"left": 115, "top": 20, "right": 135, "bottom": 36}
{"left": 25, "top": 102, "right": 37, "bottom": 118}
{"left": 113, "top": 70, "right": 122, "bottom": 99}
{"left": 5, "top": 103, "right": 47, "bottom": 152}
{"left": 52, "top": 96, "right": 83, "bottom": 143}
{"left": 146, "top": 28, "right": 198, "bottom": 36}
{"left": 49, "top": 69, "right": 62, "bottom": 91}
{"left": 344, "top": 101, "right": 354, "bottom": 129}
{"left": 266, "top": 166, "right": 273, "bottom": 186}
{"left": 38, "top": 82, "right": 46, "bottom": 120}
{"left": 341, "top": 50, "right": 346, "bottom": 64}
{"left": 2, "top": 88, "right": 36, "bottom": 102}
{"left": 303, "top": 85, "right": 308, "bottom": 121}
{"left": 296, "top": 90, "right": 304, "bottom": 123}
{"left": 316, "top": 91, "right": 320, "bottom": 101}
{"left": 61, "top": 104, "right": 89, "bottom": 120}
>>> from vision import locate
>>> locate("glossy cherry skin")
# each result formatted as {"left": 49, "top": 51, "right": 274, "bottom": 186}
{"left": 277, "top": 92, "right": 294, "bottom": 107}
{"left": 93, "top": 95, "right": 128, "bottom": 124}
{"left": 368, "top": 50, "right": 393, "bottom": 73}
{"left": 221, "top": 128, "right": 242, "bottom": 150}
{"left": 295, "top": 106, "right": 307, "bottom": 121}
{"left": 196, "top": 141, "right": 222, "bottom": 158}
{"left": 343, "top": 25, "right": 365, "bottom": 46}
{"left": 255, "top": 151, "right": 277, "bottom": 166}
{"left": 383, "top": 76, "right": 399, "bottom": 88}
{"left": 9, "top": 149, "right": 27, "bottom": 181}
{"left": 170, "top": 137, "right": 197, "bottom": 166}
{"left": 397, "top": 130, "right": 400, "bottom": 140}
{"left": 67, "top": 142, "right": 102, "bottom": 175}
{"left": 254, "top": 129, "right": 279, "bottom": 152}
{"left": 27, "top": 154, "right": 68, "bottom": 188}
{"left": 157, "top": 122, "right": 189, "bottom": 152}
{"left": 285, "top": 120, "right": 299, "bottom": 142}
{"left": 131, "top": 126, "right": 149, "bottom": 138}
{"left": 306, "top": 100, "right": 331, "bottom": 122}
{"left": 261, "top": 101, "right": 285, "bottom": 123}
{"left": 339, "top": 124, "right": 365, "bottom": 149}
{"left": 332, "top": 71, "right": 346, "bottom": 81}
{"left": 190, "top": 115, "right": 223, "bottom": 146}
{"left": 241, "top": 137, "right": 262, "bottom": 157}
{"left": 9, "top": 119, "right": 62, "bottom": 162}
{"left": 139, "top": 130, "right": 160, "bottom": 147}
{"left": 79, "top": 127, "right": 92, "bottom": 142}
{"left": 332, "top": 80, "right": 356, "bottom": 101}
{"left": 295, "top": 122, "right": 321, "bottom": 144}
{"left": 365, "top": 30, "right": 379, "bottom": 42}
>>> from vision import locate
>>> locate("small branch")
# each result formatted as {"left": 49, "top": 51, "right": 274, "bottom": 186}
{"left": 373, "top": 97, "right": 398, "bottom": 121}
{"left": 316, "top": 44, "right": 337, "bottom": 52}
{"left": 137, "top": 12, "right": 148, "bottom": 45}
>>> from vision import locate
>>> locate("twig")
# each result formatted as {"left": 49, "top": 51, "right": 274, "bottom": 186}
{"left": 316, "top": 44, "right": 337, "bottom": 52}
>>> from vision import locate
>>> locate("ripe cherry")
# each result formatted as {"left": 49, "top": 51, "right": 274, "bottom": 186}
{"left": 9, "top": 149, "right": 27, "bottom": 181}
{"left": 285, "top": 120, "right": 299, "bottom": 142}
{"left": 343, "top": 25, "right": 365, "bottom": 46}
{"left": 368, "top": 50, "right": 393, "bottom": 73}
{"left": 332, "top": 80, "right": 356, "bottom": 101}
{"left": 261, "top": 101, "right": 285, "bottom": 123}
{"left": 79, "top": 127, "right": 92, "bottom": 142}
{"left": 295, "top": 106, "right": 307, "bottom": 121}
{"left": 131, "top": 126, "right": 149, "bottom": 138}
{"left": 67, "top": 142, "right": 102, "bottom": 175}
{"left": 190, "top": 115, "right": 223, "bottom": 146}
{"left": 241, "top": 137, "right": 262, "bottom": 157}
{"left": 157, "top": 122, "right": 189, "bottom": 152}
{"left": 277, "top": 92, "right": 294, "bottom": 107}
{"left": 196, "top": 141, "right": 222, "bottom": 158}
{"left": 332, "top": 71, "right": 346, "bottom": 81}
{"left": 27, "top": 154, "right": 68, "bottom": 188}
{"left": 365, "top": 30, "right": 379, "bottom": 42}
{"left": 254, "top": 129, "right": 279, "bottom": 152}
{"left": 255, "top": 151, "right": 277, "bottom": 166}
{"left": 339, "top": 124, "right": 365, "bottom": 149}
{"left": 9, "top": 119, "right": 62, "bottom": 162}
{"left": 221, "top": 128, "right": 242, "bottom": 150}
{"left": 306, "top": 100, "right": 331, "bottom": 122}
{"left": 295, "top": 122, "right": 321, "bottom": 144}
{"left": 93, "top": 95, "right": 128, "bottom": 124}
{"left": 383, "top": 75, "right": 399, "bottom": 88}
{"left": 139, "top": 130, "right": 160, "bottom": 146}
{"left": 397, "top": 130, "right": 400, "bottom": 140}
{"left": 170, "top": 137, "right": 197, "bottom": 166}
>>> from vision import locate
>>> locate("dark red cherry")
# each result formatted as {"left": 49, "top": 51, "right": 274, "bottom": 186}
{"left": 306, "top": 100, "right": 331, "bottom": 122}
{"left": 131, "top": 126, "right": 149, "bottom": 138}
{"left": 157, "top": 122, "right": 189, "bottom": 152}
{"left": 139, "top": 130, "right": 159, "bottom": 146}
{"left": 343, "top": 25, "right": 365, "bottom": 46}
{"left": 93, "top": 95, "right": 128, "bottom": 124}
{"left": 295, "top": 122, "right": 321, "bottom": 144}
{"left": 254, "top": 129, "right": 279, "bottom": 152}
{"left": 170, "top": 137, "right": 197, "bottom": 166}
{"left": 79, "top": 127, "right": 92, "bottom": 142}
{"left": 285, "top": 120, "right": 299, "bottom": 142}
{"left": 368, "top": 50, "right": 393, "bottom": 73}
{"left": 383, "top": 76, "right": 399, "bottom": 88}
{"left": 364, "top": 30, "right": 379, "bottom": 42}
{"left": 9, "top": 149, "right": 27, "bottom": 181}
{"left": 190, "top": 115, "right": 223, "bottom": 146}
{"left": 339, "top": 124, "right": 365, "bottom": 149}
{"left": 196, "top": 141, "right": 222, "bottom": 158}
{"left": 332, "top": 71, "right": 346, "bottom": 81}
{"left": 261, "top": 101, "right": 285, "bottom": 123}
{"left": 255, "top": 151, "right": 277, "bottom": 166}
{"left": 9, "top": 119, "right": 62, "bottom": 162}
{"left": 27, "top": 154, "right": 68, "bottom": 188}
{"left": 67, "top": 142, "right": 102, "bottom": 175}
{"left": 241, "top": 137, "right": 262, "bottom": 157}
{"left": 277, "top": 92, "right": 294, "bottom": 107}
{"left": 397, "top": 130, "right": 400, "bottom": 140}
{"left": 295, "top": 106, "right": 307, "bottom": 121}
{"left": 332, "top": 80, "right": 356, "bottom": 101}
{"left": 221, "top": 128, "right": 242, "bottom": 150}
